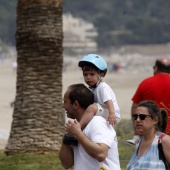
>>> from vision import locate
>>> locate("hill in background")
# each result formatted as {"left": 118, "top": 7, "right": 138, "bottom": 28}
{"left": 1, "top": 0, "right": 170, "bottom": 48}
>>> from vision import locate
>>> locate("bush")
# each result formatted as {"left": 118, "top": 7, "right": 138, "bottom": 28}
{"left": 115, "top": 119, "right": 135, "bottom": 168}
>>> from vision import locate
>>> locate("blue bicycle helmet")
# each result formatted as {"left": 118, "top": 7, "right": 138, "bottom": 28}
{"left": 78, "top": 54, "right": 107, "bottom": 75}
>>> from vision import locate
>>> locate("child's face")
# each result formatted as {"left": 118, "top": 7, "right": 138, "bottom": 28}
{"left": 83, "top": 69, "right": 99, "bottom": 87}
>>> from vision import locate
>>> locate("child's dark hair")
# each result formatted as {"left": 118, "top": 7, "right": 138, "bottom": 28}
{"left": 80, "top": 62, "right": 105, "bottom": 75}
{"left": 138, "top": 100, "right": 168, "bottom": 132}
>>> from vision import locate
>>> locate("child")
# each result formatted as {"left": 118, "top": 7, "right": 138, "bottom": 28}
{"left": 63, "top": 54, "right": 121, "bottom": 146}
{"left": 78, "top": 54, "right": 121, "bottom": 128}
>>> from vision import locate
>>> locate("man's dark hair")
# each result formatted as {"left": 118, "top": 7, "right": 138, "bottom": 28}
{"left": 68, "top": 83, "right": 94, "bottom": 109}
{"left": 155, "top": 59, "right": 170, "bottom": 73}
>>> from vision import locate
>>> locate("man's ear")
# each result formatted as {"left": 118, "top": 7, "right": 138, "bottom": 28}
{"left": 153, "top": 65, "right": 158, "bottom": 75}
{"left": 154, "top": 65, "right": 158, "bottom": 72}
{"left": 73, "top": 100, "right": 79, "bottom": 109}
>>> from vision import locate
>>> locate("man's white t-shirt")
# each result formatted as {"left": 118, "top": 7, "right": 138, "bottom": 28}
{"left": 73, "top": 115, "right": 121, "bottom": 170}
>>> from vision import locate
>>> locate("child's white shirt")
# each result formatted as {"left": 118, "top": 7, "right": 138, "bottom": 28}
{"left": 91, "top": 82, "right": 121, "bottom": 123}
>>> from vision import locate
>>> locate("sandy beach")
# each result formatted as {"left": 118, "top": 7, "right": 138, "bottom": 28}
{"left": 1, "top": 46, "right": 169, "bottom": 149}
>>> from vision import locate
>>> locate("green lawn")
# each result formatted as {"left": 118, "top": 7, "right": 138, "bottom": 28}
{"left": 0, "top": 119, "right": 134, "bottom": 170}
{"left": 0, "top": 150, "right": 64, "bottom": 170}
{"left": 0, "top": 146, "right": 133, "bottom": 170}
{"left": 0, "top": 144, "right": 134, "bottom": 170}
{"left": 0, "top": 145, "right": 133, "bottom": 170}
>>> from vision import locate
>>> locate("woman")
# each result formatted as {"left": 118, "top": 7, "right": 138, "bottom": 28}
{"left": 126, "top": 100, "right": 170, "bottom": 170}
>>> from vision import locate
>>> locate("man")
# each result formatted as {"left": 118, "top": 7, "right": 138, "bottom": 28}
{"left": 127, "top": 57, "right": 170, "bottom": 145}
{"left": 59, "top": 83, "right": 121, "bottom": 170}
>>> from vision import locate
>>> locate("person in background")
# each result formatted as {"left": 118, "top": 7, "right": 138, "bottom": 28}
{"left": 127, "top": 57, "right": 170, "bottom": 145}
{"left": 126, "top": 100, "right": 170, "bottom": 170}
{"left": 10, "top": 60, "right": 17, "bottom": 107}
{"left": 12, "top": 60, "right": 17, "bottom": 73}
{"left": 78, "top": 54, "right": 121, "bottom": 128}
{"left": 59, "top": 83, "right": 121, "bottom": 170}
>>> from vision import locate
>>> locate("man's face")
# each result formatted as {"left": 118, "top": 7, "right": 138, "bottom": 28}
{"left": 63, "top": 89, "right": 76, "bottom": 119}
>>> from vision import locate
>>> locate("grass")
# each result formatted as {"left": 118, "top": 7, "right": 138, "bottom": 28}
{"left": 0, "top": 150, "right": 64, "bottom": 170}
{"left": 0, "top": 145, "right": 134, "bottom": 170}
{"left": 0, "top": 145, "right": 133, "bottom": 170}
{"left": 0, "top": 119, "right": 134, "bottom": 169}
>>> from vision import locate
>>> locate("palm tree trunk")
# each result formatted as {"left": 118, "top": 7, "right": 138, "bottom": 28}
{"left": 5, "top": 0, "right": 64, "bottom": 155}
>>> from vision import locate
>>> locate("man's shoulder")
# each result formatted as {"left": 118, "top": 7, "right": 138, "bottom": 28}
{"left": 89, "top": 116, "right": 108, "bottom": 127}
{"left": 140, "top": 74, "right": 169, "bottom": 84}
{"left": 92, "top": 115, "right": 105, "bottom": 121}
{"left": 88, "top": 116, "right": 116, "bottom": 136}
{"left": 140, "top": 75, "right": 155, "bottom": 84}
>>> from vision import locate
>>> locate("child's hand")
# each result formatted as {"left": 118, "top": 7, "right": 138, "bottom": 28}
{"left": 108, "top": 113, "right": 117, "bottom": 125}
{"left": 65, "top": 119, "right": 81, "bottom": 137}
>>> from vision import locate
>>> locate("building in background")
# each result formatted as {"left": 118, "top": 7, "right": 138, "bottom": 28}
{"left": 63, "top": 13, "right": 98, "bottom": 54}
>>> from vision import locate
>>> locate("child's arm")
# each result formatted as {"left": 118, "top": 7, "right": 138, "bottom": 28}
{"left": 105, "top": 100, "right": 117, "bottom": 125}
{"left": 79, "top": 104, "right": 97, "bottom": 130}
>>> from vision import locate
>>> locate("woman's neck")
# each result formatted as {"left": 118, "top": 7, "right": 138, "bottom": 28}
{"left": 142, "top": 130, "right": 158, "bottom": 141}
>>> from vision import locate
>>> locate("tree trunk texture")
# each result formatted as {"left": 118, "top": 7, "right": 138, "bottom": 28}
{"left": 5, "top": 0, "right": 64, "bottom": 155}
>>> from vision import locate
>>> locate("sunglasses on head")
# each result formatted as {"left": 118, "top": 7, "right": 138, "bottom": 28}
{"left": 132, "top": 114, "right": 152, "bottom": 120}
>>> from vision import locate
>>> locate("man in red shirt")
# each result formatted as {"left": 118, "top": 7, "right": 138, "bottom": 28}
{"left": 127, "top": 57, "right": 170, "bottom": 145}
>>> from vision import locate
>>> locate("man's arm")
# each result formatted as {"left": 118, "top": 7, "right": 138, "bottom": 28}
{"left": 59, "top": 139, "right": 74, "bottom": 169}
{"left": 76, "top": 127, "right": 109, "bottom": 162}
{"left": 66, "top": 118, "right": 109, "bottom": 162}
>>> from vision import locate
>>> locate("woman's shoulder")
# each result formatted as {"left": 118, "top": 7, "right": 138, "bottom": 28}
{"left": 161, "top": 134, "right": 170, "bottom": 144}
{"left": 156, "top": 132, "right": 170, "bottom": 148}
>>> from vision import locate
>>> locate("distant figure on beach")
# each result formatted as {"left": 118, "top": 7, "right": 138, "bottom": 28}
{"left": 127, "top": 57, "right": 170, "bottom": 145}
{"left": 12, "top": 60, "right": 17, "bottom": 73}
{"left": 10, "top": 60, "right": 17, "bottom": 107}
{"left": 109, "top": 62, "right": 120, "bottom": 72}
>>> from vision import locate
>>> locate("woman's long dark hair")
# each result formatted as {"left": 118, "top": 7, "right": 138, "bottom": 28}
{"left": 138, "top": 100, "right": 168, "bottom": 132}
